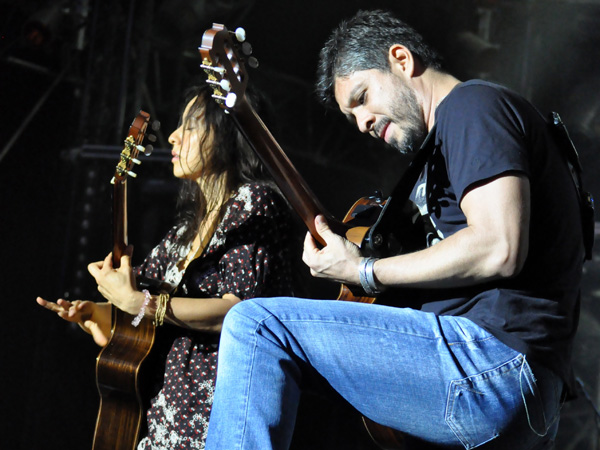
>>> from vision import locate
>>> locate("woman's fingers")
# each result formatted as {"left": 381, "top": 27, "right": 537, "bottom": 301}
{"left": 37, "top": 297, "right": 67, "bottom": 313}
{"left": 84, "top": 319, "right": 109, "bottom": 347}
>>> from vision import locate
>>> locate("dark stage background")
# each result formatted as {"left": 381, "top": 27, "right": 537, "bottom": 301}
{"left": 1, "top": 0, "right": 600, "bottom": 449}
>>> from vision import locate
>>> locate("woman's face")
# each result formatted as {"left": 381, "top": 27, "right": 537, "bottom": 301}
{"left": 168, "top": 96, "right": 214, "bottom": 181}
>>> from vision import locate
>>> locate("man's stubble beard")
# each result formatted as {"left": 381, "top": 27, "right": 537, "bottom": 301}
{"left": 387, "top": 79, "right": 427, "bottom": 154}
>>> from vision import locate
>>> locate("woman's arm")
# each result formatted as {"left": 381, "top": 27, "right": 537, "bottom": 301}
{"left": 141, "top": 292, "right": 241, "bottom": 332}
{"left": 88, "top": 253, "right": 242, "bottom": 333}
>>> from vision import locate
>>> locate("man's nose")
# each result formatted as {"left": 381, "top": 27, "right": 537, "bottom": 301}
{"left": 356, "top": 109, "right": 375, "bottom": 134}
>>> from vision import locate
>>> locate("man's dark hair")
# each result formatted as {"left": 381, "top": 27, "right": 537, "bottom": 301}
{"left": 316, "top": 9, "right": 443, "bottom": 108}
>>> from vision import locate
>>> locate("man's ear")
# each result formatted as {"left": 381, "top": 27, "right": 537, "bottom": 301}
{"left": 388, "top": 44, "right": 414, "bottom": 78}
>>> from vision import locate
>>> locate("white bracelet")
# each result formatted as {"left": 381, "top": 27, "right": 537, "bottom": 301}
{"left": 358, "top": 257, "right": 380, "bottom": 295}
{"left": 132, "top": 289, "right": 151, "bottom": 327}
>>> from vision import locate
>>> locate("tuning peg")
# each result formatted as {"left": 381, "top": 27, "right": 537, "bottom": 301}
{"left": 225, "top": 92, "right": 237, "bottom": 108}
{"left": 248, "top": 56, "right": 259, "bottom": 69}
{"left": 207, "top": 78, "right": 232, "bottom": 92}
{"left": 200, "top": 63, "right": 225, "bottom": 74}
{"left": 220, "top": 79, "right": 231, "bottom": 91}
{"left": 147, "top": 134, "right": 157, "bottom": 142}
{"left": 127, "top": 170, "right": 137, "bottom": 178}
{"left": 151, "top": 120, "right": 161, "bottom": 131}
{"left": 241, "top": 41, "right": 252, "bottom": 56}
{"left": 235, "top": 27, "right": 246, "bottom": 42}
{"left": 136, "top": 144, "right": 153, "bottom": 156}
{"left": 131, "top": 157, "right": 141, "bottom": 165}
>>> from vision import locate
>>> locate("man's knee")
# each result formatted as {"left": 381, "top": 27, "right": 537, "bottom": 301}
{"left": 222, "top": 297, "right": 278, "bottom": 332}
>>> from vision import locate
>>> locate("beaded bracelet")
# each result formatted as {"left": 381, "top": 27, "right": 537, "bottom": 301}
{"left": 132, "top": 289, "right": 152, "bottom": 327}
{"left": 358, "top": 257, "right": 381, "bottom": 295}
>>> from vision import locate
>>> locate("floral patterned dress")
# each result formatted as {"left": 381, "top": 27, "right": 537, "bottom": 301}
{"left": 136, "top": 183, "right": 294, "bottom": 449}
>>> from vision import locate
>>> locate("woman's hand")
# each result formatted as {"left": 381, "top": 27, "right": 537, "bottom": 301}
{"left": 36, "top": 297, "right": 112, "bottom": 347}
{"left": 87, "top": 252, "right": 145, "bottom": 316}
{"left": 302, "top": 215, "right": 362, "bottom": 284}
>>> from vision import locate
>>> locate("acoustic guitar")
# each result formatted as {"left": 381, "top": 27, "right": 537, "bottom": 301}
{"left": 199, "top": 23, "right": 427, "bottom": 450}
{"left": 92, "top": 111, "right": 156, "bottom": 450}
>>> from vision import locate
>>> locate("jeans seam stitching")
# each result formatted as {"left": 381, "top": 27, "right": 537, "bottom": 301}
{"left": 452, "top": 354, "right": 525, "bottom": 386}
{"left": 236, "top": 315, "right": 268, "bottom": 449}
{"left": 277, "top": 317, "right": 441, "bottom": 340}
{"left": 447, "top": 336, "right": 496, "bottom": 346}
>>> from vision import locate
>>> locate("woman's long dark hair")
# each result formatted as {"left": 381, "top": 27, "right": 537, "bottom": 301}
{"left": 175, "top": 82, "right": 272, "bottom": 246}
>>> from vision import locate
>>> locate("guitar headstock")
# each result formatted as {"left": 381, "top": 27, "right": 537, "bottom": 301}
{"left": 199, "top": 23, "right": 258, "bottom": 111}
{"left": 111, "top": 111, "right": 155, "bottom": 185}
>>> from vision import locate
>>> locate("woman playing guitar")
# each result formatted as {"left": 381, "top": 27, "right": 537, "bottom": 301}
{"left": 36, "top": 82, "right": 294, "bottom": 449}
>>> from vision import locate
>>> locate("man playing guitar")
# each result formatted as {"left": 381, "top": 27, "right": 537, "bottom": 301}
{"left": 203, "top": 9, "right": 590, "bottom": 450}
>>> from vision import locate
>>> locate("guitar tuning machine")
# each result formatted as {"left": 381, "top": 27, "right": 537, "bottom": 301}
{"left": 247, "top": 56, "right": 259, "bottom": 69}
{"left": 209, "top": 90, "right": 234, "bottom": 109}
{"left": 200, "top": 63, "right": 226, "bottom": 75}
{"left": 232, "top": 27, "right": 258, "bottom": 68}
{"left": 225, "top": 92, "right": 237, "bottom": 108}
{"left": 241, "top": 41, "right": 252, "bottom": 56}
{"left": 206, "top": 78, "right": 231, "bottom": 94}
{"left": 110, "top": 169, "right": 137, "bottom": 185}
{"left": 220, "top": 79, "right": 232, "bottom": 91}
{"left": 234, "top": 27, "right": 246, "bottom": 42}
{"left": 136, "top": 144, "right": 154, "bottom": 156}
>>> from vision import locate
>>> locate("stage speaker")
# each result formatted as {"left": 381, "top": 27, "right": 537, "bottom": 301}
{"left": 57, "top": 145, "right": 178, "bottom": 300}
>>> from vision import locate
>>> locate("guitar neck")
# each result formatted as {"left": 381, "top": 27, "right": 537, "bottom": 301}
{"left": 232, "top": 98, "right": 348, "bottom": 245}
{"left": 112, "top": 181, "right": 128, "bottom": 267}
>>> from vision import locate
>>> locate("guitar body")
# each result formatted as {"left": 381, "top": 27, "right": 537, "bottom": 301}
{"left": 92, "top": 112, "right": 157, "bottom": 450}
{"left": 336, "top": 193, "right": 426, "bottom": 303}
{"left": 335, "top": 196, "right": 381, "bottom": 304}
{"left": 93, "top": 309, "right": 156, "bottom": 450}
{"left": 362, "top": 417, "right": 407, "bottom": 450}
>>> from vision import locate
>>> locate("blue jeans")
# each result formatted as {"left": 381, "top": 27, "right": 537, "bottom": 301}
{"left": 205, "top": 297, "right": 564, "bottom": 450}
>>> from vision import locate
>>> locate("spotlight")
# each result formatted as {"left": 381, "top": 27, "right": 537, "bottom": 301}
{"left": 23, "top": 3, "right": 69, "bottom": 47}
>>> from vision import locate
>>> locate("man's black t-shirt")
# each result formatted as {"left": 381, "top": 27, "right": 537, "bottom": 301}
{"left": 410, "top": 80, "right": 584, "bottom": 387}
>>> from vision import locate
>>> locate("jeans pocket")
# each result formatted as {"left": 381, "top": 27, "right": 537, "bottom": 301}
{"left": 445, "top": 355, "right": 547, "bottom": 449}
